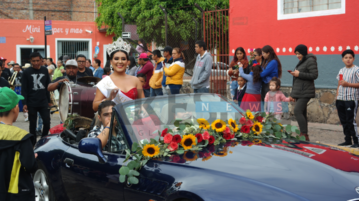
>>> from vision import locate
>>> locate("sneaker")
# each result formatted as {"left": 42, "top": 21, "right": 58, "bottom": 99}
{"left": 350, "top": 144, "right": 359, "bottom": 148}
{"left": 24, "top": 117, "right": 28, "bottom": 122}
{"left": 338, "top": 142, "right": 352, "bottom": 146}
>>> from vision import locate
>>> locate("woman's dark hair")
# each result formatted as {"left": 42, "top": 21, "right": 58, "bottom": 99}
{"left": 139, "top": 39, "right": 148, "bottom": 52}
{"left": 98, "top": 100, "right": 116, "bottom": 116}
{"left": 103, "top": 67, "right": 111, "bottom": 74}
{"left": 269, "top": 77, "right": 281, "bottom": 90}
{"left": 262, "top": 45, "right": 282, "bottom": 78}
{"left": 233, "top": 47, "right": 248, "bottom": 64}
{"left": 110, "top": 50, "right": 129, "bottom": 61}
{"left": 173, "top": 47, "right": 185, "bottom": 61}
{"left": 94, "top": 59, "right": 101, "bottom": 67}
{"left": 86, "top": 59, "right": 92, "bottom": 64}
{"left": 57, "top": 60, "right": 63, "bottom": 66}
{"left": 129, "top": 56, "right": 137, "bottom": 69}
{"left": 252, "top": 64, "right": 263, "bottom": 83}
{"left": 48, "top": 58, "right": 57, "bottom": 68}
{"left": 137, "top": 73, "right": 146, "bottom": 81}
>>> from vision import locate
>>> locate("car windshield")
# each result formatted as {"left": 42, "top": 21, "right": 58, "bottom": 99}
{"left": 121, "top": 94, "right": 243, "bottom": 143}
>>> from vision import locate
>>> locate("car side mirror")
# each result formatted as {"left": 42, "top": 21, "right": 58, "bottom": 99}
{"left": 79, "top": 138, "right": 107, "bottom": 164}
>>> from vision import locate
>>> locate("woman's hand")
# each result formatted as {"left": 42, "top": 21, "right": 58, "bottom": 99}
{"left": 289, "top": 96, "right": 296, "bottom": 102}
{"left": 290, "top": 70, "right": 300, "bottom": 77}
{"left": 108, "top": 89, "right": 119, "bottom": 100}
{"left": 238, "top": 63, "right": 243, "bottom": 68}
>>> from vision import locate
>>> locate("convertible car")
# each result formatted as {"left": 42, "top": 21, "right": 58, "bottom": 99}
{"left": 34, "top": 93, "right": 359, "bottom": 201}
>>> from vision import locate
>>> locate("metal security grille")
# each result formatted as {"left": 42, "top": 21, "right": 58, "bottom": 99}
{"left": 284, "top": 0, "right": 341, "bottom": 14}
{"left": 57, "top": 41, "right": 89, "bottom": 60}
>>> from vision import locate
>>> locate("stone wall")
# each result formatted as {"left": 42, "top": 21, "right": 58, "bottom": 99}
{"left": 180, "top": 79, "right": 348, "bottom": 125}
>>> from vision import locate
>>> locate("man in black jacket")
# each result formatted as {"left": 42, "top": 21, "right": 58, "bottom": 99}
{"left": 0, "top": 87, "right": 38, "bottom": 201}
{"left": 21, "top": 52, "right": 52, "bottom": 144}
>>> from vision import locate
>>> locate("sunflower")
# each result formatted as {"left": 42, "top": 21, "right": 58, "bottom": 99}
{"left": 246, "top": 111, "right": 254, "bottom": 120}
{"left": 253, "top": 139, "right": 262, "bottom": 144}
{"left": 202, "top": 155, "right": 212, "bottom": 161}
{"left": 211, "top": 119, "right": 227, "bottom": 132}
{"left": 214, "top": 151, "right": 228, "bottom": 157}
{"left": 181, "top": 134, "right": 197, "bottom": 150}
{"left": 197, "top": 118, "right": 210, "bottom": 130}
{"left": 142, "top": 144, "right": 160, "bottom": 158}
{"left": 228, "top": 119, "right": 239, "bottom": 132}
{"left": 183, "top": 151, "right": 198, "bottom": 161}
{"left": 251, "top": 121, "right": 263, "bottom": 135}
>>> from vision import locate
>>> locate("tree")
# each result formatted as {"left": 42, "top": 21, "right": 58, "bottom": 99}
{"left": 96, "top": 0, "right": 229, "bottom": 46}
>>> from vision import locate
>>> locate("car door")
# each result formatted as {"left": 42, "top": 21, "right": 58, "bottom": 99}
{"left": 60, "top": 127, "right": 128, "bottom": 201}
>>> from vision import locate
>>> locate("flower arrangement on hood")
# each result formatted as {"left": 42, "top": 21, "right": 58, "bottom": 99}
{"left": 119, "top": 109, "right": 301, "bottom": 185}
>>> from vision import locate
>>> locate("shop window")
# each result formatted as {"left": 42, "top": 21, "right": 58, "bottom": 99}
{"left": 57, "top": 40, "right": 90, "bottom": 60}
{"left": 278, "top": 0, "right": 345, "bottom": 20}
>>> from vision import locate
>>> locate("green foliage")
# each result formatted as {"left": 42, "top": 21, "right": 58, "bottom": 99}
{"left": 96, "top": 0, "right": 229, "bottom": 45}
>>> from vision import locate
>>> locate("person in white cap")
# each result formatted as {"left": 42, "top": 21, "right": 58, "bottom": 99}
{"left": 48, "top": 59, "right": 80, "bottom": 92}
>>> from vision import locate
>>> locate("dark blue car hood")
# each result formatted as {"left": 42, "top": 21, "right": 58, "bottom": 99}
{"left": 158, "top": 141, "right": 359, "bottom": 200}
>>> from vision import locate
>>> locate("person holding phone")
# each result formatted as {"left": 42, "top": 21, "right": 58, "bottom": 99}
{"left": 289, "top": 44, "right": 318, "bottom": 141}
{"left": 228, "top": 47, "right": 249, "bottom": 98}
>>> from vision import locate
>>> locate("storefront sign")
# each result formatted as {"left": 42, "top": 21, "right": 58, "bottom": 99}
{"left": 0, "top": 37, "right": 5, "bottom": 43}
{"left": 22, "top": 24, "right": 84, "bottom": 35}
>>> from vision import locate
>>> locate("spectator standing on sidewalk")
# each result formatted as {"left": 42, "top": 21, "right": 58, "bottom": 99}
{"left": 0, "top": 87, "right": 38, "bottom": 201}
{"left": 137, "top": 53, "right": 154, "bottom": 97}
{"left": 149, "top": 50, "right": 165, "bottom": 96}
{"left": 87, "top": 59, "right": 94, "bottom": 71}
{"left": 336, "top": 49, "right": 359, "bottom": 148}
{"left": 239, "top": 63, "right": 262, "bottom": 112}
{"left": 228, "top": 47, "right": 249, "bottom": 98}
{"left": 93, "top": 59, "right": 104, "bottom": 79}
{"left": 162, "top": 46, "right": 173, "bottom": 95}
{"left": 0, "top": 57, "right": 12, "bottom": 81}
{"left": 260, "top": 45, "right": 282, "bottom": 102}
{"left": 136, "top": 39, "right": 148, "bottom": 54}
{"left": 191, "top": 40, "right": 213, "bottom": 93}
{"left": 127, "top": 56, "right": 138, "bottom": 76}
{"left": 289, "top": 44, "right": 318, "bottom": 141}
{"left": 264, "top": 77, "right": 290, "bottom": 120}
{"left": 164, "top": 48, "right": 185, "bottom": 95}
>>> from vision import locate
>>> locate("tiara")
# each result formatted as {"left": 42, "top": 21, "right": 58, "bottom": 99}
{"left": 106, "top": 37, "right": 131, "bottom": 56}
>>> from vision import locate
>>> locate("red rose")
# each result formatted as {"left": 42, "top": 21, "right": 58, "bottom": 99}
{"left": 204, "top": 152, "right": 211, "bottom": 157}
{"left": 246, "top": 120, "right": 254, "bottom": 127}
{"left": 202, "top": 131, "right": 210, "bottom": 140}
{"left": 208, "top": 135, "right": 215, "bottom": 145}
{"left": 239, "top": 117, "right": 246, "bottom": 125}
{"left": 172, "top": 134, "right": 182, "bottom": 143}
{"left": 168, "top": 142, "right": 179, "bottom": 151}
{"left": 256, "top": 116, "right": 264, "bottom": 122}
{"left": 223, "top": 127, "right": 233, "bottom": 140}
{"left": 161, "top": 128, "right": 168, "bottom": 137}
{"left": 195, "top": 133, "right": 203, "bottom": 143}
{"left": 164, "top": 134, "right": 173, "bottom": 143}
{"left": 241, "top": 125, "right": 250, "bottom": 134}
{"left": 171, "top": 155, "right": 181, "bottom": 163}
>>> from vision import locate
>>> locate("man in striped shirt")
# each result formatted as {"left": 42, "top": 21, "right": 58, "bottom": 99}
{"left": 336, "top": 49, "right": 359, "bottom": 148}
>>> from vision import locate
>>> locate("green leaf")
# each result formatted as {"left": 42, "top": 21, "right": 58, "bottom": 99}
{"left": 119, "top": 166, "right": 129, "bottom": 175}
{"left": 299, "top": 136, "right": 306, "bottom": 141}
{"left": 179, "top": 124, "right": 186, "bottom": 131}
{"left": 142, "top": 139, "right": 149, "bottom": 145}
{"left": 174, "top": 119, "right": 181, "bottom": 127}
{"left": 154, "top": 135, "right": 160, "bottom": 141}
{"left": 295, "top": 129, "right": 300, "bottom": 134}
{"left": 150, "top": 138, "right": 157, "bottom": 144}
{"left": 291, "top": 126, "right": 298, "bottom": 133}
{"left": 128, "top": 176, "right": 139, "bottom": 185}
{"left": 261, "top": 112, "right": 267, "bottom": 117}
{"left": 285, "top": 125, "right": 292, "bottom": 133}
{"left": 131, "top": 143, "right": 139, "bottom": 152}
{"left": 176, "top": 150, "right": 184, "bottom": 154}
{"left": 127, "top": 161, "right": 137, "bottom": 170}
{"left": 273, "top": 125, "right": 281, "bottom": 132}
{"left": 275, "top": 132, "right": 282, "bottom": 138}
{"left": 119, "top": 175, "right": 126, "bottom": 183}
{"left": 265, "top": 124, "right": 272, "bottom": 130}
{"left": 129, "top": 170, "right": 140, "bottom": 176}
{"left": 141, "top": 159, "right": 149, "bottom": 167}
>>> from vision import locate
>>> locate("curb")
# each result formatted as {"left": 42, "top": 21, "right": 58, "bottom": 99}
{"left": 316, "top": 141, "right": 359, "bottom": 156}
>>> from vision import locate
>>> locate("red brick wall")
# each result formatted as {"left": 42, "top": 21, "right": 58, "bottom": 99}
{"left": 0, "top": 0, "right": 96, "bottom": 22}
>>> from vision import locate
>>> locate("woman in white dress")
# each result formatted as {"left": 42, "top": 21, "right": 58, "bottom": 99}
{"left": 93, "top": 38, "right": 145, "bottom": 112}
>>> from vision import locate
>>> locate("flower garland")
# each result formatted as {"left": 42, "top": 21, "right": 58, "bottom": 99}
{"left": 119, "top": 110, "right": 301, "bottom": 184}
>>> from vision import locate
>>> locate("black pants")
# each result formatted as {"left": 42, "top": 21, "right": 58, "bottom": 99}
{"left": 336, "top": 100, "right": 359, "bottom": 144}
{"left": 261, "top": 83, "right": 269, "bottom": 102}
{"left": 294, "top": 98, "right": 310, "bottom": 134}
{"left": 28, "top": 106, "right": 51, "bottom": 145}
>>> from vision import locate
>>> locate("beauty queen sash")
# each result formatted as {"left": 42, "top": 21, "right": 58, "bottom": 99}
{"left": 113, "top": 90, "right": 133, "bottom": 104}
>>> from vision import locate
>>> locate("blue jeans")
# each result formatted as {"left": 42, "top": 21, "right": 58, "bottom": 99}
{"left": 37, "top": 112, "right": 43, "bottom": 131}
{"left": 194, "top": 88, "right": 210, "bottom": 93}
{"left": 150, "top": 88, "right": 163, "bottom": 97}
{"left": 143, "top": 89, "right": 150, "bottom": 97}
{"left": 230, "top": 80, "right": 238, "bottom": 98}
{"left": 168, "top": 84, "right": 182, "bottom": 94}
